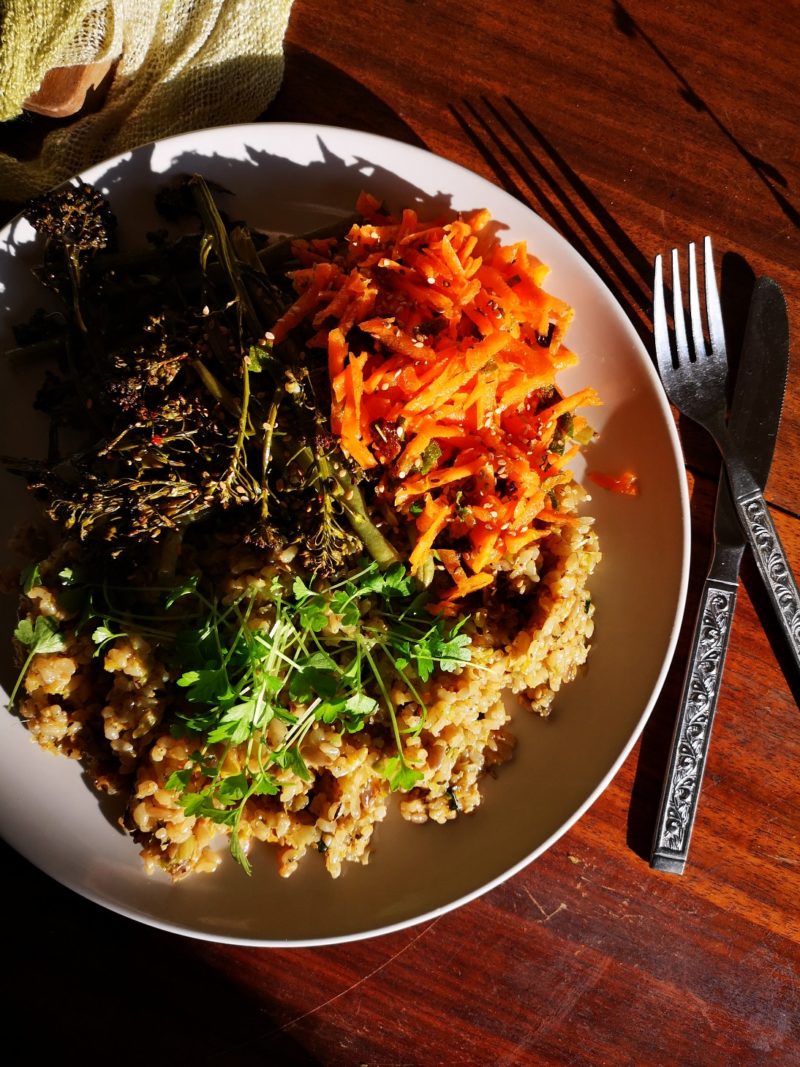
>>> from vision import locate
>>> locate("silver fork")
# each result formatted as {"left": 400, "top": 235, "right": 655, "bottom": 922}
{"left": 654, "top": 237, "right": 800, "bottom": 670}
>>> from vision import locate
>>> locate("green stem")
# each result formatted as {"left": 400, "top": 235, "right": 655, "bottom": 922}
{"left": 231, "top": 358, "right": 251, "bottom": 470}
{"left": 189, "top": 175, "right": 263, "bottom": 339}
{"left": 260, "top": 391, "right": 281, "bottom": 522}
{"left": 66, "top": 249, "right": 87, "bottom": 333}
{"left": 378, "top": 641, "right": 429, "bottom": 732}
{"left": 190, "top": 358, "right": 242, "bottom": 419}
{"left": 364, "top": 645, "right": 409, "bottom": 766}
{"left": 156, "top": 530, "right": 182, "bottom": 583}
{"left": 8, "top": 650, "right": 35, "bottom": 707}
{"left": 4, "top": 336, "right": 67, "bottom": 362}
{"left": 316, "top": 449, "right": 400, "bottom": 567}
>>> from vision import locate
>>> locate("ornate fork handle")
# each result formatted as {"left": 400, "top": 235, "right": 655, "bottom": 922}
{"left": 651, "top": 577, "right": 737, "bottom": 873}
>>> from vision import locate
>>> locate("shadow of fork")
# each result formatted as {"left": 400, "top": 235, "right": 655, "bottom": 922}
{"left": 449, "top": 95, "right": 756, "bottom": 376}
{"left": 449, "top": 95, "right": 653, "bottom": 346}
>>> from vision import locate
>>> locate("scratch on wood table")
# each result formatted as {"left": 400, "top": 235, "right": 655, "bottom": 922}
{"left": 496, "top": 955, "right": 613, "bottom": 1064}
{"left": 277, "top": 919, "right": 441, "bottom": 1034}
{"left": 524, "top": 887, "right": 568, "bottom": 923}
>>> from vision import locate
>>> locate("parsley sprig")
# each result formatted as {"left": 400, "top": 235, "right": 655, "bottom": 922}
{"left": 10, "top": 615, "right": 66, "bottom": 705}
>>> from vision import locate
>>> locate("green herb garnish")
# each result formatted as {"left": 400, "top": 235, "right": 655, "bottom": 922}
{"left": 156, "top": 561, "right": 472, "bottom": 870}
{"left": 10, "top": 616, "right": 66, "bottom": 705}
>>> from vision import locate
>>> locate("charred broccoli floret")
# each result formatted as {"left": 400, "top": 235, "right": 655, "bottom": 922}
{"left": 25, "top": 181, "right": 117, "bottom": 331}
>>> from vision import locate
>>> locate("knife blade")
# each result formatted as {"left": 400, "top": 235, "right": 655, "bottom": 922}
{"left": 651, "top": 276, "right": 790, "bottom": 874}
{"left": 710, "top": 277, "right": 790, "bottom": 583}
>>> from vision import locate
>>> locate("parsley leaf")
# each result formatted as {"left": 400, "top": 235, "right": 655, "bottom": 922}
{"left": 430, "top": 630, "right": 472, "bottom": 673}
{"left": 378, "top": 755, "right": 424, "bottom": 791}
{"left": 9, "top": 616, "right": 67, "bottom": 707}
{"left": 91, "top": 623, "right": 127, "bottom": 656}
{"left": 14, "top": 615, "right": 66, "bottom": 655}
{"left": 177, "top": 666, "right": 235, "bottom": 706}
{"left": 165, "top": 769, "right": 192, "bottom": 791}
{"left": 272, "top": 745, "right": 311, "bottom": 781}
{"left": 298, "top": 595, "right": 329, "bottom": 632}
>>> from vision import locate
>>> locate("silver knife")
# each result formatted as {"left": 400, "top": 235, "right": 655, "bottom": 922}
{"left": 650, "top": 276, "right": 790, "bottom": 874}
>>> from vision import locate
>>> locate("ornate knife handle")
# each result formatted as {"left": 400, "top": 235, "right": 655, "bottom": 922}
{"left": 650, "top": 578, "right": 737, "bottom": 873}
{"left": 735, "top": 491, "right": 800, "bottom": 667}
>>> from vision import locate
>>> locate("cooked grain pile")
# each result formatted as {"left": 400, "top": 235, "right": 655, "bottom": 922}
{"left": 14, "top": 493, "right": 599, "bottom": 881}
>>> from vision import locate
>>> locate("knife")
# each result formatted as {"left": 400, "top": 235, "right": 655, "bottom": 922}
{"left": 650, "top": 276, "right": 790, "bottom": 874}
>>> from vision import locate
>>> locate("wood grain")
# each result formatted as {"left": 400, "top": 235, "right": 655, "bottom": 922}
{"left": 3, "top": 1, "right": 799, "bottom": 1064}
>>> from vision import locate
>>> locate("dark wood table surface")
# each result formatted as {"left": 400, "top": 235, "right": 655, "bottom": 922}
{"left": 3, "top": 1, "right": 799, "bottom": 1063}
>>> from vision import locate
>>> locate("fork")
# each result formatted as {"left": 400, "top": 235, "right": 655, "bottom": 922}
{"left": 654, "top": 237, "right": 800, "bottom": 670}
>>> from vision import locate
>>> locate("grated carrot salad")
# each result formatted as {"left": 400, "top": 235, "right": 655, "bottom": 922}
{"left": 277, "top": 193, "right": 601, "bottom": 598}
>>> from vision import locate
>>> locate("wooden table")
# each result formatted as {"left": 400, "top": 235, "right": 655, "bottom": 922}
{"left": 3, "top": 1, "right": 799, "bottom": 1063}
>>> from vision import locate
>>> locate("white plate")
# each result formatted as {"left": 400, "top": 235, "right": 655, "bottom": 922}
{"left": 0, "top": 123, "right": 689, "bottom": 945}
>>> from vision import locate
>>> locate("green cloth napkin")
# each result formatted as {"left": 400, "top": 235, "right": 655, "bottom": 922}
{"left": 0, "top": 0, "right": 294, "bottom": 199}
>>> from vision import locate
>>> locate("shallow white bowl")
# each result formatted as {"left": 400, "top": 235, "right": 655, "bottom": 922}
{"left": 0, "top": 123, "right": 689, "bottom": 945}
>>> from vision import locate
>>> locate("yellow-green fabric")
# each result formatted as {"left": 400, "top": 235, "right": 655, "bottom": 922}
{"left": 0, "top": 0, "right": 294, "bottom": 199}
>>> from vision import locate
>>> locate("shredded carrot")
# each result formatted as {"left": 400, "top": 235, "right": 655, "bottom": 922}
{"left": 271, "top": 263, "right": 335, "bottom": 343}
{"left": 396, "top": 420, "right": 464, "bottom": 476}
{"left": 273, "top": 199, "right": 604, "bottom": 598}
{"left": 409, "top": 496, "right": 452, "bottom": 576}
{"left": 536, "top": 508, "right": 584, "bottom": 526}
{"left": 327, "top": 327, "right": 348, "bottom": 381}
{"left": 437, "top": 549, "right": 469, "bottom": 586}
{"left": 395, "top": 460, "right": 484, "bottom": 506}
{"left": 468, "top": 528, "right": 500, "bottom": 574}
{"left": 588, "top": 470, "right": 639, "bottom": 496}
{"left": 439, "top": 572, "right": 495, "bottom": 599}
{"left": 538, "top": 387, "right": 601, "bottom": 427}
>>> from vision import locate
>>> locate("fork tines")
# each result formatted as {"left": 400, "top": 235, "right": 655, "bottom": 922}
{"left": 654, "top": 236, "right": 725, "bottom": 370}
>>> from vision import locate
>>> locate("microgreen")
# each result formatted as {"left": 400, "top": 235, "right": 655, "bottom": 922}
{"left": 160, "top": 559, "right": 472, "bottom": 871}
{"left": 20, "top": 562, "right": 42, "bottom": 594}
{"left": 91, "top": 623, "right": 128, "bottom": 657}
{"left": 377, "top": 755, "right": 424, "bottom": 791}
{"left": 9, "top": 615, "right": 67, "bottom": 705}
